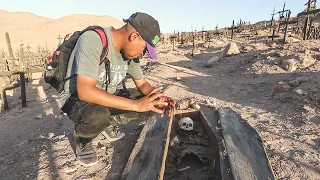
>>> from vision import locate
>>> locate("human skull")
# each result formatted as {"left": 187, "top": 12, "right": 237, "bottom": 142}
{"left": 178, "top": 117, "right": 194, "bottom": 131}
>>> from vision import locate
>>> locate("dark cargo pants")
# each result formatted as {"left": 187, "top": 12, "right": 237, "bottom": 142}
{"left": 61, "top": 92, "right": 132, "bottom": 139}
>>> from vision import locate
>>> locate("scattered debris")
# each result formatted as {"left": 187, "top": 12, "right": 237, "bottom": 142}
{"left": 177, "top": 166, "right": 190, "bottom": 172}
{"left": 190, "top": 103, "right": 201, "bottom": 110}
{"left": 295, "top": 89, "right": 307, "bottom": 96}
{"left": 204, "top": 99, "right": 216, "bottom": 108}
{"left": 36, "top": 114, "right": 43, "bottom": 119}
{"left": 288, "top": 79, "right": 300, "bottom": 87}
{"left": 177, "top": 146, "right": 209, "bottom": 165}
{"left": 272, "top": 81, "right": 291, "bottom": 95}
{"left": 38, "top": 133, "right": 55, "bottom": 140}
{"left": 176, "top": 98, "right": 192, "bottom": 110}
{"left": 170, "top": 136, "right": 179, "bottom": 147}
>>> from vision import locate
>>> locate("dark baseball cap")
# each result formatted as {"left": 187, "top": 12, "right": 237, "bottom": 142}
{"left": 124, "top": 12, "right": 160, "bottom": 59}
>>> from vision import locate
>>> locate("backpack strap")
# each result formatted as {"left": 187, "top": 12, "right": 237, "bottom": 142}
{"left": 63, "top": 26, "right": 111, "bottom": 84}
{"left": 93, "top": 28, "right": 111, "bottom": 87}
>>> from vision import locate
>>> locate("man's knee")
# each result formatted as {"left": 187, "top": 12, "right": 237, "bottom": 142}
{"left": 76, "top": 104, "right": 111, "bottom": 136}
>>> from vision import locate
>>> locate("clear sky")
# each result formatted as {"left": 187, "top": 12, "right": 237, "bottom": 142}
{"left": 0, "top": 0, "right": 306, "bottom": 33}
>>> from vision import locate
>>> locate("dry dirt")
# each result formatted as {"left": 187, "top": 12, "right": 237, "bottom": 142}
{"left": 0, "top": 35, "right": 320, "bottom": 180}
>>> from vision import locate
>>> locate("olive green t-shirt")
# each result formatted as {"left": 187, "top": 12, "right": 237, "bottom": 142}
{"left": 59, "top": 27, "right": 144, "bottom": 106}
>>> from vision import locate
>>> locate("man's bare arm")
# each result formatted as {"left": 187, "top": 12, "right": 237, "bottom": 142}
{"left": 77, "top": 74, "right": 167, "bottom": 113}
{"left": 134, "top": 78, "right": 153, "bottom": 95}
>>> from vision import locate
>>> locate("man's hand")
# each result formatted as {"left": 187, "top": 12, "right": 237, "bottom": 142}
{"left": 158, "top": 96, "right": 175, "bottom": 117}
{"left": 134, "top": 87, "right": 169, "bottom": 114}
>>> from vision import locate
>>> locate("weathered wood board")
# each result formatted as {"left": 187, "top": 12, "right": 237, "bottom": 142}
{"left": 218, "top": 107, "right": 275, "bottom": 180}
{"left": 121, "top": 112, "right": 173, "bottom": 180}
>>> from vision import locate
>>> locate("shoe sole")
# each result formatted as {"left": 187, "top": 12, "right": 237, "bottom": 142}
{"left": 101, "top": 131, "right": 125, "bottom": 142}
{"left": 78, "top": 159, "right": 98, "bottom": 167}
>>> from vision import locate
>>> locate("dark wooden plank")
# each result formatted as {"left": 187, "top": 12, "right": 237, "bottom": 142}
{"left": 121, "top": 112, "right": 173, "bottom": 180}
{"left": 218, "top": 107, "right": 275, "bottom": 180}
{"left": 280, "top": 20, "right": 297, "bottom": 26}
{"left": 0, "top": 68, "right": 43, "bottom": 77}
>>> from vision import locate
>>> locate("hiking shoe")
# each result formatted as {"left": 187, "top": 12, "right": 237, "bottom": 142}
{"left": 101, "top": 125, "right": 125, "bottom": 142}
{"left": 73, "top": 131, "right": 98, "bottom": 167}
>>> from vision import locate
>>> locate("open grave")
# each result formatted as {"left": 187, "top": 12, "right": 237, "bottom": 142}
{"left": 117, "top": 107, "right": 275, "bottom": 180}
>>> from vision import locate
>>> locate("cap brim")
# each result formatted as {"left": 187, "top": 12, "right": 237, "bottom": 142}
{"left": 146, "top": 43, "right": 157, "bottom": 59}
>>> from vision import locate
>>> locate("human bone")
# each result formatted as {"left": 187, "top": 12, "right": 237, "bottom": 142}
{"left": 178, "top": 117, "right": 194, "bottom": 131}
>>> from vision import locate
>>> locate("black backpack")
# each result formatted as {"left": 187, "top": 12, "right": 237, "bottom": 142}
{"left": 44, "top": 26, "right": 110, "bottom": 93}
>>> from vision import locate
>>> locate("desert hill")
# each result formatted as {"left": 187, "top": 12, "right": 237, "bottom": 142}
{"left": 0, "top": 10, "right": 125, "bottom": 50}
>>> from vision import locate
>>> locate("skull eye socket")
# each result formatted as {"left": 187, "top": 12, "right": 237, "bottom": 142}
{"left": 189, "top": 123, "right": 193, "bottom": 127}
{"left": 182, "top": 122, "right": 187, "bottom": 126}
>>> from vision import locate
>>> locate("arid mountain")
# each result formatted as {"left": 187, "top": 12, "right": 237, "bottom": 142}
{"left": 0, "top": 10, "right": 125, "bottom": 50}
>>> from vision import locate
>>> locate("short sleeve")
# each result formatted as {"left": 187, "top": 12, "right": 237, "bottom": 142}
{"left": 74, "top": 31, "right": 103, "bottom": 79}
{"left": 127, "top": 61, "right": 144, "bottom": 80}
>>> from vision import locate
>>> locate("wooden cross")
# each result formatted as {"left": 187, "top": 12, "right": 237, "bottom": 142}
{"left": 57, "top": 35, "right": 62, "bottom": 46}
{"left": 270, "top": 6, "right": 276, "bottom": 29}
{"left": 228, "top": 20, "right": 237, "bottom": 39}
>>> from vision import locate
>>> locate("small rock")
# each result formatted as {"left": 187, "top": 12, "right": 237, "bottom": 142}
{"left": 275, "top": 52, "right": 285, "bottom": 57}
{"left": 176, "top": 98, "right": 192, "bottom": 110}
{"left": 36, "top": 114, "right": 43, "bottom": 119}
{"left": 296, "top": 76, "right": 310, "bottom": 82}
{"left": 170, "top": 136, "right": 179, "bottom": 147}
{"left": 298, "top": 54, "right": 316, "bottom": 69}
{"left": 48, "top": 133, "right": 55, "bottom": 139}
{"left": 97, "top": 142, "right": 106, "bottom": 150}
{"left": 282, "top": 58, "right": 298, "bottom": 72}
{"left": 205, "top": 99, "right": 216, "bottom": 108}
{"left": 295, "top": 89, "right": 307, "bottom": 95}
{"left": 57, "top": 135, "right": 65, "bottom": 139}
{"left": 289, "top": 79, "right": 300, "bottom": 87}
{"left": 270, "top": 43, "right": 277, "bottom": 48}
{"left": 272, "top": 82, "right": 291, "bottom": 95}
{"left": 190, "top": 103, "right": 201, "bottom": 110}
{"left": 176, "top": 77, "right": 182, "bottom": 81}
{"left": 205, "top": 56, "right": 220, "bottom": 68}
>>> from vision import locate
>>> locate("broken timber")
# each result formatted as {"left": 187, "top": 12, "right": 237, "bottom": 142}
{"left": 218, "top": 107, "right": 275, "bottom": 180}
{"left": 121, "top": 112, "right": 174, "bottom": 180}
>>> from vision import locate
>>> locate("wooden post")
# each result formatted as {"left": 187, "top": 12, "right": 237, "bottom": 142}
{"left": 19, "top": 46, "right": 25, "bottom": 71}
{"left": 5, "top": 32, "right": 15, "bottom": 60}
{"left": 0, "top": 89, "right": 8, "bottom": 111}
{"left": 19, "top": 47, "right": 27, "bottom": 107}
{"left": 228, "top": 20, "right": 237, "bottom": 39}
{"left": 303, "top": 0, "right": 312, "bottom": 40}
{"left": 5, "top": 32, "right": 16, "bottom": 71}
{"left": 283, "top": 10, "right": 291, "bottom": 43}
{"left": 270, "top": 6, "right": 276, "bottom": 32}
{"left": 272, "top": 28, "right": 276, "bottom": 41}
{"left": 0, "top": 49, "right": 3, "bottom": 72}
